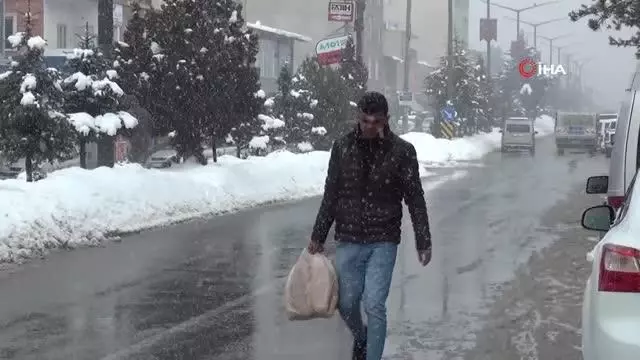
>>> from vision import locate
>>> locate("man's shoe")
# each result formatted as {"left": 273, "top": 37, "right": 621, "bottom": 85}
{"left": 352, "top": 340, "right": 366, "bottom": 360}
{"left": 352, "top": 327, "right": 367, "bottom": 360}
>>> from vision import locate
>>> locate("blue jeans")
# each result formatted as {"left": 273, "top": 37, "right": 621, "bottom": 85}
{"left": 335, "top": 241, "right": 398, "bottom": 360}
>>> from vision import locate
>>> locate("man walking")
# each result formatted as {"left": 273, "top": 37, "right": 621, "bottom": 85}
{"left": 307, "top": 91, "right": 432, "bottom": 360}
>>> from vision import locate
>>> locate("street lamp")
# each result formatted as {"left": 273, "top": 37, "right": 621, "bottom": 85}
{"left": 539, "top": 34, "right": 571, "bottom": 64}
{"left": 504, "top": 16, "right": 565, "bottom": 49}
{"left": 481, "top": 0, "right": 561, "bottom": 38}
{"left": 554, "top": 42, "right": 583, "bottom": 64}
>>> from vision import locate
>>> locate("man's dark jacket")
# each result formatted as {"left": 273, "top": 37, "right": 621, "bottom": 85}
{"left": 311, "top": 126, "right": 431, "bottom": 250}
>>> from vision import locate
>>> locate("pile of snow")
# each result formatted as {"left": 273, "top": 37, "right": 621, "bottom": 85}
{"left": 535, "top": 114, "right": 555, "bottom": 136}
{"left": 402, "top": 115, "right": 556, "bottom": 165}
{"left": 0, "top": 120, "right": 555, "bottom": 263}
{"left": 401, "top": 129, "right": 502, "bottom": 164}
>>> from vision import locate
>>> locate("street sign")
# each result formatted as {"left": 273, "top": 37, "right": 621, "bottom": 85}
{"left": 316, "top": 35, "right": 349, "bottom": 65}
{"left": 398, "top": 91, "right": 413, "bottom": 106}
{"left": 480, "top": 18, "right": 497, "bottom": 42}
{"left": 328, "top": 1, "right": 354, "bottom": 22}
{"left": 440, "top": 121, "right": 456, "bottom": 139}
{"left": 440, "top": 105, "right": 456, "bottom": 122}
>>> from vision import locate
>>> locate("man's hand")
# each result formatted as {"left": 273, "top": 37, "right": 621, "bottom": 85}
{"left": 307, "top": 240, "right": 324, "bottom": 254}
{"left": 418, "top": 246, "right": 432, "bottom": 266}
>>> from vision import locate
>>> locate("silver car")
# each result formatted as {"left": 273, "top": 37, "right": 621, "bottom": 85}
{"left": 500, "top": 117, "right": 537, "bottom": 154}
{"left": 145, "top": 149, "right": 179, "bottom": 168}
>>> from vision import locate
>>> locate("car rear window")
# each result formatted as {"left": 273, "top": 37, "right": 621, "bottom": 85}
{"left": 506, "top": 124, "right": 530, "bottom": 133}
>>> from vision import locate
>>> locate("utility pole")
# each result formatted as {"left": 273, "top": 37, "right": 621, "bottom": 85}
{"left": 504, "top": 16, "right": 565, "bottom": 49}
{"left": 98, "top": 0, "right": 115, "bottom": 167}
{"left": 539, "top": 34, "right": 570, "bottom": 64}
{"left": 483, "top": 0, "right": 560, "bottom": 39}
{"left": 447, "top": 0, "right": 454, "bottom": 101}
{"left": 355, "top": 0, "right": 366, "bottom": 62}
{"left": 486, "top": 0, "right": 491, "bottom": 77}
{"left": 403, "top": 0, "right": 411, "bottom": 92}
{"left": 401, "top": 0, "right": 412, "bottom": 134}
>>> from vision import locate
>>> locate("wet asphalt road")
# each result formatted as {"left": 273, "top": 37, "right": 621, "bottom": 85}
{"left": 0, "top": 137, "right": 608, "bottom": 360}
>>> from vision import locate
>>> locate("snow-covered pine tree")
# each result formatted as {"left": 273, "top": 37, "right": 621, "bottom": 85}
{"left": 144, "top": 0, "right": 209, "bottom": 164}
{"left": 62, "top": 23, "right": 138, "bottom": 168}
{"left": 218, "top": 1, "right": 264, "bottom": 159}
{"left": 475, "top": 56, "right": 496, "bottom": 131}
{"left": 266, "top": 64, "right": 320, "bottom": 152}
{"left": 0, "top": 17, "right": 76, "bottom": 181}
{"left": 340, "top": 37, "right": 368, "bottom": 110}
{"left": 425, "top": 38, "right": 485, "bottom": 136}
{"left": 113, "top": 3, "right": 163, "bottom": 134}
{"left": 296, "top": 56, "right": 351, "bottom": 143}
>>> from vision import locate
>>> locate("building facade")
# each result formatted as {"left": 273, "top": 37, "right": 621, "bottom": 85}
{"left": 238, "top": 0, "right": 385, "bottom": 91}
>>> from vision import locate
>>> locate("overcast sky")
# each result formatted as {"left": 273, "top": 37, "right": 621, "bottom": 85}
{"left": 387, "top": 0, "right": 636, "bottom": 109}
{"left": 471, "top": 0, "right": 637, "bottom": 109}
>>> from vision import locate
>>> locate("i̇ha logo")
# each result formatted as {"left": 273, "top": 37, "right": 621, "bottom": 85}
{"left": 518, "top": 58, "right": 537, "bottom": 79}
{"left": 518, "top": 57, "right": 567, "bottom": 78}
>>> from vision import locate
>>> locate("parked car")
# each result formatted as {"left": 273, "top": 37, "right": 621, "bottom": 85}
{"left": 580, "top": 173, "right": 640, "bottom": 360}
{"left": 597, "top": 113, "right": 617, "bottom": 157}
{"left": 145, "top": 149, "right": 179, "bottom": 168}
{"left": 499, "top": 117, "right": 537, "bottom": 154}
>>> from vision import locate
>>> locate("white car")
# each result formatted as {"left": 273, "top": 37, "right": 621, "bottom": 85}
{"left": 581, "top": 173, "right": 640, "bottom": 360}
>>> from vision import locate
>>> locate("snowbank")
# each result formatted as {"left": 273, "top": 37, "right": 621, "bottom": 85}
{"left": 535, "top": 114, "right": 555, "bottom": 136}
{"left": 0, "top": 150, "right": 439, "bottom": 263}
{"left": 0, "top": 120, "right": 552, "bottom": 263}
{"left": 402, "top": 115, "right": 556, "bottom": 165}
{"left": 401, "top": 129, "right": 502, "bottom": 164}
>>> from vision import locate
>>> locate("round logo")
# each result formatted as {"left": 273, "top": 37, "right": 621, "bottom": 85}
{"left": 518, "top": 58, "right": 537, "bottom": 79}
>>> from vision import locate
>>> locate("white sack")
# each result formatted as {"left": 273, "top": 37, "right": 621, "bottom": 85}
{"left": 284, "top": 249, "right": 338, "bottom": 320}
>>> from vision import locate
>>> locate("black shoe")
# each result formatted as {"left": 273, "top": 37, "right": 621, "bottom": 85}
{"left": 352, "top": 340, "right": 366, "bottom": 360}
{"left": 352, "top": 327, "right": 367, "bottom": 360}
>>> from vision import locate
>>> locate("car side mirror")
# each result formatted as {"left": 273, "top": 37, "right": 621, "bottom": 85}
{"left": 581, "top": 205, "right": 615, "bottom": 232}
{"left": 586, "top": 175, "right": 609, "bottom": 194}
{"left": 534, "top": 130, "right": 539, "bottom": 134}
{"left": 499, "top": 129, "right": 503, "bottom": 133}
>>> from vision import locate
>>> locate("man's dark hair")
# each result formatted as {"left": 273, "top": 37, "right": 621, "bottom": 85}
{"left": 357, "top": 91, "right": 389, "bottom": 115}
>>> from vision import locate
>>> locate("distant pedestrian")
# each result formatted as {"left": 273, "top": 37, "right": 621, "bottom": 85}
{"left": 307, "top": 91, "right": 432, "bottom": 360}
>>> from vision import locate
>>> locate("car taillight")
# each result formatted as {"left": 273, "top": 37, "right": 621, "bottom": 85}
{"left": 608, "top": 196, "right": 625, "bottom": 209}
{"left": 599, "top": 244, "right": 640, "bottom": 292}
{"left": 556, "top": 127, "right": 567, "bottom": 134}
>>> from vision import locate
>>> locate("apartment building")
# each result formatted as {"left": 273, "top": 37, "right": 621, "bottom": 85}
{"left": 238, "top": 0, "right": 385, "bottom": 91}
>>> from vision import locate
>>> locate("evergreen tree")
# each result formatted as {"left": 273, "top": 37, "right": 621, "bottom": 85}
{"left": 425, "top": 38, "right": 485, "bottom": 135}
{"left": 220, "top": 2, "right": 263, "bottom": 160}
{"left": 340, "top": 38, "right": 368, "bottom": 108}
{"left": 62, "top": 23, "right": 138, "bottom": 168}
{"left": 297, "top": 57, "right": 352, "bottom": 144}
{"left": 114, "top": 3, "right": 164, "bottom": 135}
{"left": 145, "top": 0, "right": 261, "bottom": 164}
{"left": 0, "top": 18, "right": 76, "bottom": 181}
{"left": 570, "top": 1, "right": 640, "bottom": 57}
{"left": 264, "top": 64, "right": 320, "bottom": 151}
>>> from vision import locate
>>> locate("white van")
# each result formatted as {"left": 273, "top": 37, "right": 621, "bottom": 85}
{"left": 500, "top": 117, "right": 536, "bottom": 154}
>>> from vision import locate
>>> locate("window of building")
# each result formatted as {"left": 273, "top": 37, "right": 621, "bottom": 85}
{"left": 4, "top": 15, "right": 16, "bottom": 50}
{"left": 259, "top": 38, "right": 277, "bottom": 79}
{"left": 57, "top": 24, "right": 68, "bottom": 48}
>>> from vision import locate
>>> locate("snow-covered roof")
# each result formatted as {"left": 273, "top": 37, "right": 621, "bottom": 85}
{"left": 391, "top": 56, "right": 403, "bottom": 63}
{"left": 418, "top": 60, "right": 435, "bottom": 68}
{"left": 247, "top": 21, "right": 311, "bottom": 42}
